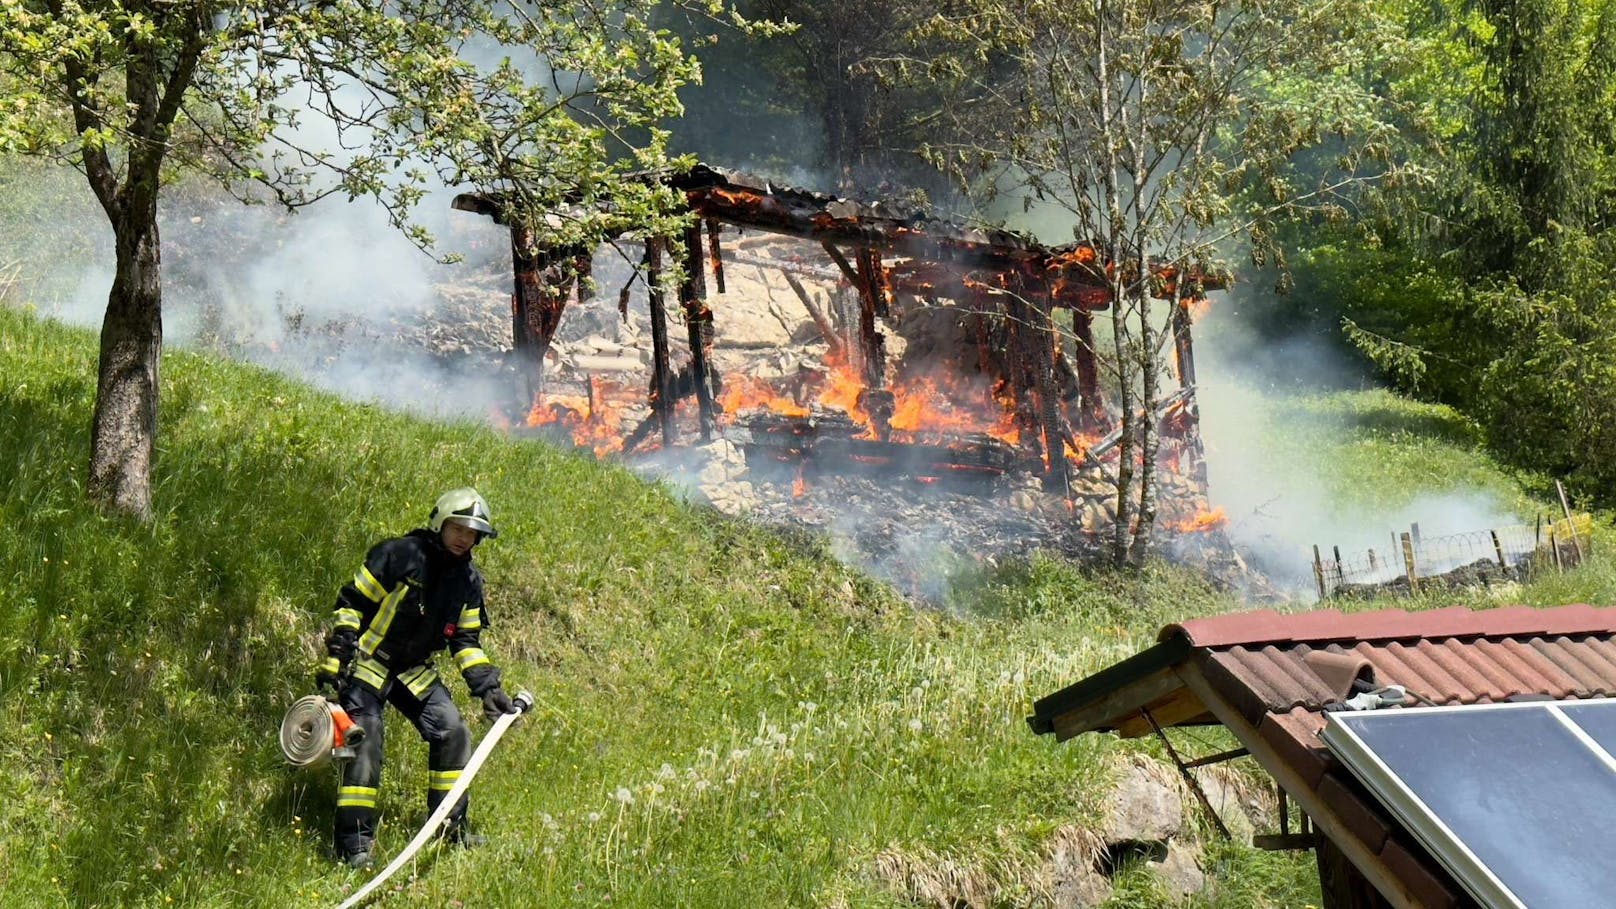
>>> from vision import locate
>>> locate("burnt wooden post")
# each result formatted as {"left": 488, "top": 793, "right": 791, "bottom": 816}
{"left": 821, "top": 242, "right": 864, "bottom": 375}
{"left": 1070, "top": 309, "right": 1102, "bottom": 432}
{"left": 857, "top": 247, "right": 891, "bottom": 319}
{"left": 705, "top": 218, "right": 726, "bottom": 294}
{"left": 1030, "top": 288, "right": 1069, "bottom": 488}
{"left": 574, "top": 251, "right": 595, "bottom": 303}
{"left": 851, "top": 246, "right": 887, "bottom": 390}
{"left": 1003, "top": 291, "right": 1045, "bottom": 465}
{"left": 681, "top": 222, "right": 716, "bottom": 441}
{"left": 1171, "top": 298, "right": 1198, "bottom": 387}
{"left": 510, "top": 224, "right": 558, "bottom": 402}
{"left": 645, "top": 239, "right": 676, "bottom": 447}
{"left": 1170, "top": 293, "right": 1209, "bottom": 490}
{"left": 1491, "top": 530, "right": 1508, "bottom": 575}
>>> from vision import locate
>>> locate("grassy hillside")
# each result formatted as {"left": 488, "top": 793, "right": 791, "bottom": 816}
{"left": 1, "top": 304, "right": 1609, "bottom": 908}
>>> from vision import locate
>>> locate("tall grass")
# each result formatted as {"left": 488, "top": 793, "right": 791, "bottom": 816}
{"left": 3, "top": 305, "right": 1609, "bottom": 907}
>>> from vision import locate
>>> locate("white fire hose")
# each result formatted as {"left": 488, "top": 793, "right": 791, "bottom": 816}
{"left": 334, "top": 689, "right": 534, "bottom": 909}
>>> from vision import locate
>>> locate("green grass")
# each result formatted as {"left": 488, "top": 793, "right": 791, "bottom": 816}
{"left": 1, "top": 304, "right": 1610, "bottom": 908}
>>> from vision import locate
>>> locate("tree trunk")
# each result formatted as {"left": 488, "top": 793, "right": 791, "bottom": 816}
{"left": 88, "top": 202, "right": 162, "bottom": 519}
{"left": 1131, "top": 290, "right": 1160, "bottom": 565}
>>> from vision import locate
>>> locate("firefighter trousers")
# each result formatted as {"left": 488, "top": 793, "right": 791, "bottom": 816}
{"left": 334, "top": 672, "right": 472, "bottom": 856}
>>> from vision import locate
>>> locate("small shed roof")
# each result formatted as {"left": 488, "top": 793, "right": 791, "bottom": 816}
{"left": 1029, "top": 603, "right": 1616, "bottom": 909}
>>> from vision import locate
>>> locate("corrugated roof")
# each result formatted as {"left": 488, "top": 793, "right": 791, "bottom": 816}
{"left": 1031, "top": 603, "right": 1616, "bottom": 909}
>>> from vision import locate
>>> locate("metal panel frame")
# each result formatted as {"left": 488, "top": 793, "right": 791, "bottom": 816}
{"left": 1322, "top": 699, "right": 1616, "bottom": 909}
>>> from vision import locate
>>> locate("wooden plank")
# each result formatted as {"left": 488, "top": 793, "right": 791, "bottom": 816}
{"left": 1048, "top": 666, "right": 1184, "bottom": 741}
{"left": 1113, "top": 686, "right": 1212, "bottom": 738}
{"left": 1173, "top": 663, "right": 1427, "bottom": 909}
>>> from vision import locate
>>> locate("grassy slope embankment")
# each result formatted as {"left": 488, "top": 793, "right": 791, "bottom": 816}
{"left": 1, "top": 305, "right": 1609, "bottom": 909}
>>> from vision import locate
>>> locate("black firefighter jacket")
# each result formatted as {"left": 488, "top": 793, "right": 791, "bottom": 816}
{"left": 325, "top": 528, "right": 501, "bottom": 699}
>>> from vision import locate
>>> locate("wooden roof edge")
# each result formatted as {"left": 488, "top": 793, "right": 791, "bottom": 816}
{"left": 1174, "top": 662, "right": 1440, "bottom": 909}
{"left": 1027, "top": 633, "right": 1192, "bottom": 739}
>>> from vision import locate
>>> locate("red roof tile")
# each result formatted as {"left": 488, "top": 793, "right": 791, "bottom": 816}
{"left": 1036, "top": 603, "right": 1616, "bottom": 909}
{"left": 1164, "top": 604, "right": 1616, "bottom": 711}
{"left": 1167, "top": 603, "right": 1611, "bottom": 649}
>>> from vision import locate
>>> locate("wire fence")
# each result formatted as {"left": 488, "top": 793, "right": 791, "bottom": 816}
{"left": 1314, "top": 514, "right": 1593, "bottom": 600}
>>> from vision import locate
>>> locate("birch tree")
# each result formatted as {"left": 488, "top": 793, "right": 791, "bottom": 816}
{"left": 905, "top": 0, "right": 1411, "bottom": 566}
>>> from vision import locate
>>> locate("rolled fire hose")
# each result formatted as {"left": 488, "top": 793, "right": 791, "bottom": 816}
{"left": 281, "top": 695, "right": 359, "bottom": 769}
{"left": 334, "top": 689, "right": 534, "bottom": 909}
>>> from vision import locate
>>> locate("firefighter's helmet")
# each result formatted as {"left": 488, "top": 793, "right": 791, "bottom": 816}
{"left": 429, "top": 487, "right": 498, "bottom": 539}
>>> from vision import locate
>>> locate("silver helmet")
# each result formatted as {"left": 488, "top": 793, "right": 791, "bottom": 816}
{"left": 428, "top": 487, "right": 498, "bottom": 539}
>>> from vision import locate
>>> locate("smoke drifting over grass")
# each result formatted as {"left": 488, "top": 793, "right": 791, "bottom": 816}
{"left": 1193, "top": 288, "right": 1523, "bottom": 596}
{"left": 11, "top": 162, "right": 520, "bottom": 422}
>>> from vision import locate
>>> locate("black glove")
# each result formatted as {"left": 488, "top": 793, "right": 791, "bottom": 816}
{"left": 326, "top": 628, "right": 357, "bottom": 664}
{"left": 481, "top": 687, "right": 516, "bottom": 723}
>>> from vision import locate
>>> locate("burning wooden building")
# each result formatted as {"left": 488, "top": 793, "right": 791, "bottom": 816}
{"left": 451, "top": 163, "right": 1226, "bottom": 534}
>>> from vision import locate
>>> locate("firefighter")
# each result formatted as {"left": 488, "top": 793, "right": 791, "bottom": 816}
{"left": 314, "top": 487, "right": 518, "bottom": 869}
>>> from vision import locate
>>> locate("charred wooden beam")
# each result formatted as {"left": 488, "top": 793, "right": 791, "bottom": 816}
{"left": 706, "top": 218, "right": 726, "bottom": 294}
{"left": 575, "top": 251, "right": 595, "bottom": 303}
{"left": 1172, "top": 298, "right": 1198, "bottom": 388}
{"left": 857, "top": 247, "right": 891, "bottom": 319}
{"left": 1002, "top": 292, "right": 1044, "bottom": 465}
{"left": 1169, "top": 299, "right": 1206, "bottom": 490}
{"left": 645, "top": 239, "right": 676, "bottom": 447}
{"left": 1071, "top": 309, "right": 1103, "bottom": 432}
{"left": 851, "top": 246, "right": 887, "bottom": 394}
{"left": 783, "top": 270, "right": 843, "bottom": 358}
{"left": 1028, "top": 289, "right": 1069, "bottom": 489}
{"left": 821, "top": 242, "right": 861, "bottom": 287}
{"left": 680, "top": 222, "right": 717, "bottom": 441}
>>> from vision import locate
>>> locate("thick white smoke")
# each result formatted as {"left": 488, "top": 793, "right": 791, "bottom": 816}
{"left": 1193, "top": 289, "right": 1520, "bottom": 597}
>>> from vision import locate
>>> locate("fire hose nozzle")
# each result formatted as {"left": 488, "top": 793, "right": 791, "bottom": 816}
{"left": 514, "top": 690, "right": 535, "bottom": 713}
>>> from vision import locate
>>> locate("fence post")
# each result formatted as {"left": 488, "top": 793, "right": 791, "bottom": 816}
{"left": 1550, "top": 527, "right": 1564, "bottom": 572}
{"left": 1490, "top": 530, "right": 1507, "bottom": 575}
{"left": 1401, "top": 532, "right": 1419, "bottom": 594}
{"left": 1411, "top": 522, "right": 1422, "bottom": 546}
{"left": 1312, "top": 545, "right": 1328, "bottom": 601}
{"left": 1557, "top": 480, "right": 1584, "bottom": 564}
{"left": 1369, "top": 548, "right": 1379, "bottom": 572}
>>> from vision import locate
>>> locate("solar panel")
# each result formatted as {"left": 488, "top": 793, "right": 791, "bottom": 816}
{"left": 1321, "top": 699, "right": 1616, "bottom": 909}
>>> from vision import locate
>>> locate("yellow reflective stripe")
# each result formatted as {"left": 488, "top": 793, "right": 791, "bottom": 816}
{"left": 357, "top": 585, "right": 407, "bottom": 654}
{"left": 351, "top": 657, "right": 387, "bottom": 689}
{"left": 334, "top": 608, "right": 363, "bottom": 631}
{"left": 337, "top": 786, "right": 378, "bottom": 808}
{"left": 353, "top": 567, "right": 387, "bottom": 603}
{"left": 457, "top": 606, "right": 481, "bottom": 632}
{"left": 319, "top": 656, "right": 341, "bottom": 674}
{"left": 454, "top": 648, "right": 491, "bottom": 672}
{"left": 428, "top": 770, "right": 462, "bottom": 791}
{"left": 399, "top": 664, "right": 439, "bottom": 698}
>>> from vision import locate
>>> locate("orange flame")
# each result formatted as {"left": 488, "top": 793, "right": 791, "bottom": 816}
{"left": 718, "top": 375, "right": 809, "bottom": 418}
{"left": 524, "top": 379, "right": 629, "bottom": 458}
{"left": 1168, "top": 506, "right": 1227, "bottom": 533}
